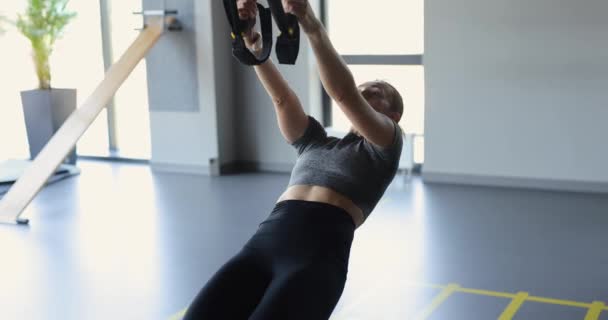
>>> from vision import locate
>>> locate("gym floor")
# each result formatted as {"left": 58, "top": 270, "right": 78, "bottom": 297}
{"left": 1, "top": 160, "right": 606, "bottom": 320}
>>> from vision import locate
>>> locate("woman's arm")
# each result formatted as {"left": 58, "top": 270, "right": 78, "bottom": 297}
{"left": 252, "top": 52, "right": 308, "bottom": 143}
{"left": 284, "top": 0, "right": 396, "bottom": 147}
{"left": 238, "top": 0, "right": 308, "bottom": 143}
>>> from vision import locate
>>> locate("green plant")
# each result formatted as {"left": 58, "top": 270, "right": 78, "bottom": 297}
{"left": 16, "top": 0, "right": 76, "bottom": 90}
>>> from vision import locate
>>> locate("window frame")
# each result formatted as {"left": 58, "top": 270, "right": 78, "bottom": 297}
{"left": 99, "top": 0, "right": 118, "bottom": 153}
{"left": 319, "top": 0, "right": 425, "bottom": 164}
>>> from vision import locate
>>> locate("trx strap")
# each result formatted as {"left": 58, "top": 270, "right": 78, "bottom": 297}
{"left": 267, "top": 0, "right": 300, "bottom": 65}
{"left": 223, "top": 0, "right": 273, "bottom": 65}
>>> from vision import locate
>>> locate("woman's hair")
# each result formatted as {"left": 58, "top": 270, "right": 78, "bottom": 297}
{"left": 376, "top": 80, "right": 404, "bottom": 119}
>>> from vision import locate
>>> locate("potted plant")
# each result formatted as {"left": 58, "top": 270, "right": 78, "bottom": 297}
{"left": 16, "top": 0, "right": 77, "bottom": 164}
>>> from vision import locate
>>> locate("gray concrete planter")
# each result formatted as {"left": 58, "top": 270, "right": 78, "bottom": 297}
{"left": 20, "top": 88, "right": 77, "bottom": 164}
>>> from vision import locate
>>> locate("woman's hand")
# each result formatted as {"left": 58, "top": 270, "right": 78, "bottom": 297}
{"left": 237, "top": 0, "right": 257, "bottom": 20}
{"left": 236, "top": 0, "right": 262, "bottom": 55}
{"left": 282, "top": 0, "right": 320, "bottom": 34}
{"left": 244, "top": 31, "right": 263, "bottom": 55}
{"left": 237, "top": 0, "right": 261, "bottom": 54}
{"left": 237, "top": 0, "right": 257, "bottom": 39}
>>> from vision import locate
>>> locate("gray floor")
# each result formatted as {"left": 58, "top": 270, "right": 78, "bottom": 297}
{"left": 0, "top": 160, "right": 606, "bottom": 320}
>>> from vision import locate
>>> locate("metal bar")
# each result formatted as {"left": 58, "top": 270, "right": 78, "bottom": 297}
{"left": 99, "top": 0, "right": 119, "bottom": 151}
{"left": 77, "top": 155, "right": 149, "bottom": 165}
{"left": 318, "top": 0, "right": 333, "bottom": 126}
{"left": 342, "top": 54, "right": 423, "bottom": 65}
{"left": 133, "top": 10, "right": 177, "bottom": 16}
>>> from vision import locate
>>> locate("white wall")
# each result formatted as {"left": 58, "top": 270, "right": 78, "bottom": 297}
{"left": 233, "top": 48, "right": 314, "bottom": 171}
{"left": 147, "top": 0, "right": 224, "bottom": 175}
{"left": 146, "top": 0, "right": 322, "bottom": 175}
{"left": 211, "top": 0, "right": 238, "bottom": 168}
{"left": 234, "top": 0, "right": 322, "bottom": 172}
{"left": 424, "top": 0, "right": 608, "bottom": 190}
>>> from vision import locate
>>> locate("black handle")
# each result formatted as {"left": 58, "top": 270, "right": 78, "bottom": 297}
{"left": 222, "top": 0, "right": 273, "bottom": 66}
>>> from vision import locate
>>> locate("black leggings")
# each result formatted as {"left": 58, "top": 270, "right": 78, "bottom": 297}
{"left": 183, "top": 200, "right": 356, "bottom": 320}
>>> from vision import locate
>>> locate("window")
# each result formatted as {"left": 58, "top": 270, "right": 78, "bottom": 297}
{"left": 323, "top": 0, "right": 425, "bottom": 163}
{"left": 105, "top": 0, "right": 151, "bottom": 159}
{"left": 0, "top": 2, "right": 34, "bottom": 161}
{"left": 58, "top": 1, "right": 109, "bottom": 157}
{"left": 0, "top": 1, "right": 107, "bottom": 160}
{"left": 0, "top": 1, "right": 151, "bottom": 162}
{"left": 326, "top": 0, "right": 423, "bottom": 55}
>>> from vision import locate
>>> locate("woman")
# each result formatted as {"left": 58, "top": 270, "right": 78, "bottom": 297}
{"left": 184, "top": 0, "right": 404, "bottom": 319}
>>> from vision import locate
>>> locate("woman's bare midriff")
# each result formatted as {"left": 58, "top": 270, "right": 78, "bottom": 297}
{"left": 276, "top": 185, "right": 364, "bottom": 228}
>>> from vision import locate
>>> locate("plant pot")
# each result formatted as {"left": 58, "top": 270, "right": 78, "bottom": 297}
{"left": 20, "top": 88, "right": 77, "bottom": 165}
